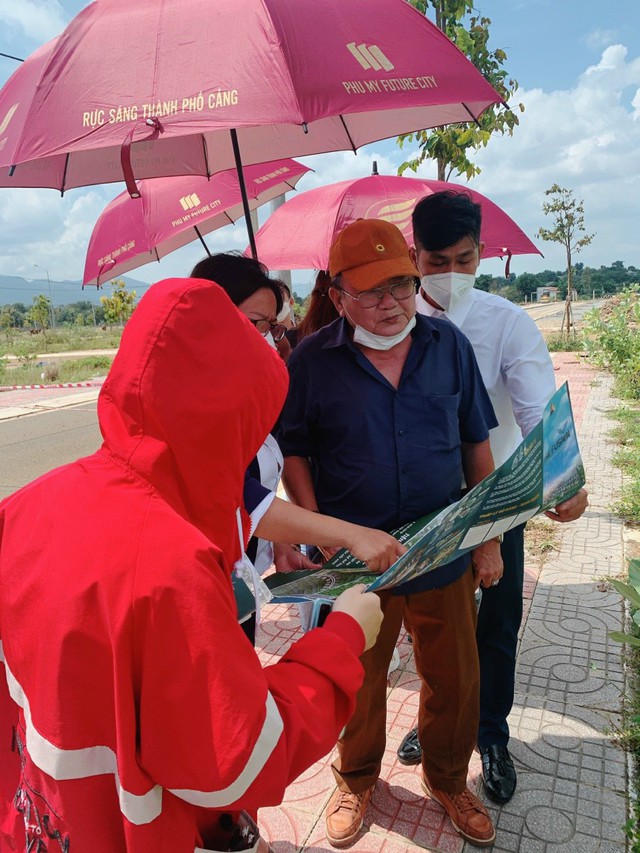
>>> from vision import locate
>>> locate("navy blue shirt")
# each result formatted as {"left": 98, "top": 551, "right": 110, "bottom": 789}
{"left": 278, "top": 314, "right": 497, "bottom": 593}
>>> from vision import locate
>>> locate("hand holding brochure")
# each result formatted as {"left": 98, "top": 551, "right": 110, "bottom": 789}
{"left": 266, "top": 383, "right": 585, "bottom": 603}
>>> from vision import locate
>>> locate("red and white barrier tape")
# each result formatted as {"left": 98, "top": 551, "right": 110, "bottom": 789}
{"left": 0, "top": 381, "right": 104, "bottom": 393}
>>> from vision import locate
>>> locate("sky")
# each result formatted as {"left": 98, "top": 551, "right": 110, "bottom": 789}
{"left": 0, "top": 0, "right": 639, "bottom": 300}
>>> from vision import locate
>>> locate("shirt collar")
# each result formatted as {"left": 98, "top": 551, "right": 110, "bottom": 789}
{"left": 322, "top": 317, "right": 352, "bottom": 349}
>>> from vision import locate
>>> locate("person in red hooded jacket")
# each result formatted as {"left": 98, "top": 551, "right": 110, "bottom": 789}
{"left": 0, "top": 277, "right": 383, "bottom": 853}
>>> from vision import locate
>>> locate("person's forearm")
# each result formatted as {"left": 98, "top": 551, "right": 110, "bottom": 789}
{"left": 461, "top": 438, "right": 495, "bottom": 488}
{"left": 256, "top": 495, "right": 361, "bottom": 550}
{"left": 262, "top": 456, "right": 408, "bottom": 572}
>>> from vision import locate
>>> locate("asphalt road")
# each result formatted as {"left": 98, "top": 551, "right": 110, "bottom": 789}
{"left": 0, "top": 402, "right": 101, "bottom": 500}
{"left": 523, "top": 298, "right": 604, "bottom": 330}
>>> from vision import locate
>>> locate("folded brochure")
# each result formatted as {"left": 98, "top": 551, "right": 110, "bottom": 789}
{"left": 266, "top": 382, "right": 585, "bottom": 603}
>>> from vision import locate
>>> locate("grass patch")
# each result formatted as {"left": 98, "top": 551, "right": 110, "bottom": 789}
{"left": 544, "top": 331, "right": 586, "bottom": 352}
{"left": 2, "top": 355, "right": 113, "bottom": 386}
{"left": 524, "top": 516, "right": 560, "bottom": 562}
{"left": 606, "top": 407, "right": 640, "bottom": 849}
{"left": 607, "top": 406, "right": 640, "bottom": 526}
{"left": 0, "top": 326, "right": 121, "bottom": 358}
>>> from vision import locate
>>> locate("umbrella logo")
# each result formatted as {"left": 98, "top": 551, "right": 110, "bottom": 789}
{"left": 346, "top": 42, "right": 394, "bottom": 72}
{"left": 179, "top": 193, "right": 201, "bottom": 211}
{"left": 364, "top": 197, "right": 417, "bottom": 240}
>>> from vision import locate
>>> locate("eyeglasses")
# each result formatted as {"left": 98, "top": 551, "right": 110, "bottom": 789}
{"left": 250, "top": 318, "right": 287, "bottom": 342}
{"left": 337, "top": 277, "right": 416, "bottom": 309}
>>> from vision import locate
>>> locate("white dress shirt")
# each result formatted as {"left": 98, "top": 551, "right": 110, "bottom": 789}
{"left": 416, "top": 287, "right": 556, "bottom": 467}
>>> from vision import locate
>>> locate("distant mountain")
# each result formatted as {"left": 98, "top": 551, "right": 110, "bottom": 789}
{"left": 0, "top": 274, "right": 152, "bottom": 307}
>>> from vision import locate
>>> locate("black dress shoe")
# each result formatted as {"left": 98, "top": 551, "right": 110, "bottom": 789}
{"left": 479, "top": 744, "right": 517, "bottom": 804}
{"left": 397, "top": 727, "right": 421, "bottom": 765}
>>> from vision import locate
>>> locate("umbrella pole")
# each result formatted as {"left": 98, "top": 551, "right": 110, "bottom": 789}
{"left": 230, "top": 129, "right": 258, "bottom": 260}
{"left": 194, "top": 226, "right": 211, "bottom": 257}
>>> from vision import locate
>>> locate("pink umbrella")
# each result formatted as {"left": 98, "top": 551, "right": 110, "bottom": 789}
{"left": 250, "top": 170, "right": 543, "bottom": 273}
{"left": 83, "top": 158, "right": 311, "bottom": 286}
{"left": 0, "top": 0, "right": 503, "bottom": 255}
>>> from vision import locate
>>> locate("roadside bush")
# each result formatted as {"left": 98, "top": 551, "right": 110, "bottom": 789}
{"left": 610, "top": 559, "right": 640, "bottom": 649}
{"left": 583, "top": 286, "right": 640, "bottom": 399}
{"left": 608, "top": 558, "right": 640, "bottom": 850}
{"left": 608, "top": 407, "right": 640, "bottom": 526}
{"left": 544, "top": 331, "right": 585, "bottom": 352}
{"left": 41, "top": 364, "right": 60, "bottom": 382}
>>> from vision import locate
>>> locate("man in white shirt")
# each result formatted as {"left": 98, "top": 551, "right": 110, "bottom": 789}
{"left": 396, "top": 191, "right": 588, "bottom": 804}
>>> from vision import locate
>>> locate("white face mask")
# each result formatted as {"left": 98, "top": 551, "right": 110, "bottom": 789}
{"left": 276, "top": 301, "right": 294, "bottom": 324}
{"left": 420, "top": 271, "right": 475, "bottom": 313}
{"left": 351, "top": 314, "right": 416, "bottom": 351}
{"left": 264, "top": 331, "right": 277, "bottom": 350}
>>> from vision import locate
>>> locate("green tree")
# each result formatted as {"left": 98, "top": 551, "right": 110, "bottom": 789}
{"left": 10, "top": 303, "right": 27, "bottom": 327}
{"left": 397, "top": 0, "right": 524, "bottom": 181}
{"left": 537, "top": 185, "right": 595, "bottom": 337}
{"left": 0, "top": 305, "right": 13, "bottom": 340}
{"left": 26, "top": 294, "right": 52, "bottom": 336}
{"left": 475, "top": 273, "right": 491, "bottom": 292}
{"left": 100, "top": 279, "right": 137, "bottom": 327}
{"left": 512, "top": 271, "right": 539, "bottom": 302}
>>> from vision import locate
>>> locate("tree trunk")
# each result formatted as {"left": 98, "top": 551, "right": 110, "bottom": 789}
{"left": 561, "top": 246, "right": 574, "bottom": 338}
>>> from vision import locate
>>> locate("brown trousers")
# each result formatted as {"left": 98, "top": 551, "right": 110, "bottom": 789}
{"left": 331, "top": 566, "right": 479, "bottom": 795}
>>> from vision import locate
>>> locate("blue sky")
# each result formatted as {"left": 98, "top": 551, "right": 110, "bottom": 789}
{"left": 0, "top": 0, "right": 639, "bottom": 297}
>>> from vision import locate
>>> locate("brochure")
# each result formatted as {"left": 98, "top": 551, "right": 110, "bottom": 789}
{"left": 266, "top": 382, "right": 585, "bottom": 603}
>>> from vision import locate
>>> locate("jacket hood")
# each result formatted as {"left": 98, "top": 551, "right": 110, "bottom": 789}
{"left": 97, "top": 277, "right": 287, "bottom": 567}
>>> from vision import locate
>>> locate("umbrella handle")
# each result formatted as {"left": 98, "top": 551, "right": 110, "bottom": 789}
{"left": 503, "top": 249, "right": 512, "bottom": 279}
{"left": 230, "top": 129, "right": 258, "bottom": 261}
{"left": 121, "top": 117, "right": 164, "bottom": 199}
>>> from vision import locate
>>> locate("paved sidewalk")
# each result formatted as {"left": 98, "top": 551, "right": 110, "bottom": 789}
{"left": 255, "top": 352, "right": 630, "bottom": 852}
{"left": 0, "top": 382, "right": 103, "bottom": 420}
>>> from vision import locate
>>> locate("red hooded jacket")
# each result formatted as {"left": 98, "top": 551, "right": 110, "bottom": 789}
{"left": 0, "top": 278, "right": 365, "bottom": 853}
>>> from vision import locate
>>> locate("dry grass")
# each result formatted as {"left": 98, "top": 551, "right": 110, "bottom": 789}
{"left": 524, "top": 516, "right": 561, "bottom": 563}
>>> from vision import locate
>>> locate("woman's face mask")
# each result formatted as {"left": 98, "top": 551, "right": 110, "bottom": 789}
{"left": 276, "top": 299, "right": 295, "bottom": 326}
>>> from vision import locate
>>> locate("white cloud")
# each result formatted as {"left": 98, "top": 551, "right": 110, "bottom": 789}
{"left": 0, "top": 0, "right": 66, "bottom": 43}
{"left": 0, "top": 187, "right": 110, "bottom": 281}
{"left": 461, "top": 41, "right": 640, "bottom": 276}
{"left": 583, "top": 29, "right": 619, "bottom": 51}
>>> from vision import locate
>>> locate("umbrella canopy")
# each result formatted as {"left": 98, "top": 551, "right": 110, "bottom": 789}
{"left": 0, "top": 0, "right": 503, "bottom": 195}
{"left": 83, "top": 158, "right": 311, "bottom": 286}
{"left": 250, "top": 174, "right": 543, "bottom": 271}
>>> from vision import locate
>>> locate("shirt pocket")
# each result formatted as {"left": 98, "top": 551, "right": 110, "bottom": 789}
{"left": 420, "top": 392, "right": 462, "bottom": 452}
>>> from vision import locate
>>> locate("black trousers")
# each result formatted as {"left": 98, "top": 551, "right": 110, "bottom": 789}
{"left": 476, "top": 523, "right": 526, "bottom": 748}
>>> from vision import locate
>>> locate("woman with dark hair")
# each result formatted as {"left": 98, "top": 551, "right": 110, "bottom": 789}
{"left": 190, "top": 253, "right": 406, "bottom": 641}
{"left": 191, "top": 253, "right": 287, "bottom": 349}
{"left": 296, "top": 270, "right": 339, "bottom": 344}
